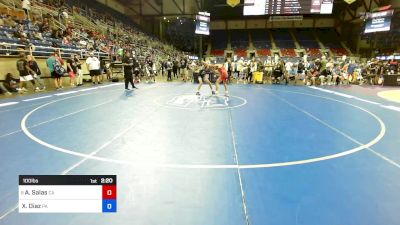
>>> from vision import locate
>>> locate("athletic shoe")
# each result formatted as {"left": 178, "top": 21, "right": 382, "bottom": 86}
{"left": 196, "top": 92, "right": 200, "bottom": 96}
{"left": 212, "top": 91, "right": 216, "bottom": 95}
{"left": 18, "top": 90, "right": 25, "bottom": 94}
{"left": 133, "top": 86, "right": 138, "bottom": 89}
{"left": 5, "top": 92, "right": 12, "bottom": 96}
{"left": 98, "top": 82, "right": 102, "bottom": 85}
{"left": 125, "top": 88, "right": 131, "bottom": 91}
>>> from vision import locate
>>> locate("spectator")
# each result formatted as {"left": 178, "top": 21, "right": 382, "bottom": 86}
{"left": 73, "top": 55, "right": 83, "bottom": 86}
{"left": 166, "top": 58, "right": 172, "bottom": 81}
{"left": 22, "top": 0, "right": 31, "bottom": 20}
{"left": 389, "top": 59, "right": 398, "bottom": 74}
{"left": 16, "top": 53, "right": 39, "bottom": 93}
{"left": 66, "top": 54, "right": 78, "bottom": 86}
{"left": 332, "top": 64, "right": 342, "bottom": 85}
{"left": 132, "top": 57, "right": 140, "bottom": 83}
{"left": 0, "top": 82, "right": 12, "bottom": 95}
{"left": 319, "top": 66, "right": 333, "bottom": 85}
{"left": 85, "top": 52, "right": 101, "bottom": 85}
{"left": 14, "top": 24, "right": 26, "bottom": 38}
{"left": 2, "top": 73, "right": 19, "bottom": 93}
{"left": 248, "top": 60, "right": 257, "bottom": 83}
{"left": 3, "top": 15, "right": 17, "bottom": 27}
{"left": 27, "top": 55, "right": 45, "bottom": 90}
{"left": 272, "top": 62, "right": 283, "bottom": 84}
{"left": 32, "top": 31, "right": 44, "bottom": 41}
{"left": 46, "top": 51, "right": 65, "bottom": 90}
{"left": 172, "top": 59, "right": 178, "bottom": 79}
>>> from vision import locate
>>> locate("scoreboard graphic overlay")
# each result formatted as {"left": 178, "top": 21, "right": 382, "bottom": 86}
{"left": 19, "top": 175, "right": 117, "bottom": 213}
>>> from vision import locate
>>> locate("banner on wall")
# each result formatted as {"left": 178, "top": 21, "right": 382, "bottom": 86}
{"left": 227, "top": 0, "right": 240, "bottom": 7}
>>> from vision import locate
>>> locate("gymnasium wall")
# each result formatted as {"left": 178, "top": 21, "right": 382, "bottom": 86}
{"left": 210, "top": 18, "right": 336, "bottom": 30}
{"left": 0, "top": 57, "right": 90, "bottom": 81}
{"left": 96, "top": 0, "right": 126, "bottom": 15}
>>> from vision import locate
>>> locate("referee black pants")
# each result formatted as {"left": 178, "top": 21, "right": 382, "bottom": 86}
{"left": 124, "top": 73, "right": 135, "bottom": 89}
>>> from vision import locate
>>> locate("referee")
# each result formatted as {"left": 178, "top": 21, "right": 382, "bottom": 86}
{"left": 122, "top": 51, "right": 137, "bottom": 91}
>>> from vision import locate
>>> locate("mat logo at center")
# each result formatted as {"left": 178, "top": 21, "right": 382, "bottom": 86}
{"left": 167, "top": 95, "right": 229, "bottom": 109}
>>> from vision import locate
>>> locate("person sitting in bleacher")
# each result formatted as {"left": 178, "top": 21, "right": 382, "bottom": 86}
{"left": 3, "top": 15, "right": 17, "bottom": 27}
{"left": 32, "top": 31, "right": 43, "bottom": 41}
{"left": 22, "top": 0, "right": 31, "bottom": 20}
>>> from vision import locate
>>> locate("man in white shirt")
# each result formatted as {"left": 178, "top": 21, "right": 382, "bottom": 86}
{"left": 285, "top": 60, "right": 293, "bottom": 73}
{"left": 22, "top": 0, "right": 31, "bottom": 20}
{"left": 86, "top": 52, "right": 101, "bottom": 85}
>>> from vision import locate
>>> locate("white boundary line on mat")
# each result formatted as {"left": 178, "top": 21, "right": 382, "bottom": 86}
{"left": 20, "top": 90, "right": 385, "bottom": 169}
{"left": 307, "top": 86, "right": 400, "bottom": 113}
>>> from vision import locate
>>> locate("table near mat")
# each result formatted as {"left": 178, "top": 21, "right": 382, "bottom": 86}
{"left": 383, "top": 74, "right": 400, "bottom": 86}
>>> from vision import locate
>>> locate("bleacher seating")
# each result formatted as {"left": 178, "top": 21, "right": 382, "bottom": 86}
{"left": 280, "top": 48, "right": 297, "bottom": 57}
{"left": 256, "top": 48, "right": 271, "bottom": 56}
{"left": 251, "top": 29, "right": 271, "bottom": 49}
{"left": 210, "top": 49, "right": 224, "bottom": 56}
{"left": 211, "top": 30, "right": 227, "bottom": 51}
{"left": 207, "top": 28, "right": 351, "bottom": 57}
{"left": 307, "top": 48, "right": 322, "bottom": 57}
{"left": 316, "top": 29, "right": 342, "bottom": 48}
{"left": 296, "top": 29, "right": 320, "bottom": 49}
{"left": 231, "top": 30, "right": 249, "bottom": 50}
{"left": 330, "top": 48, "right": 348, "bottom": 56}
{"left": 0, "top": 0, "right": 171, "bottom": 60}
{"left": 234, "top": 49, "right": 247, "bottom": 57}
{"left": 272, "top": 29, "right": 295, "bottom": 48}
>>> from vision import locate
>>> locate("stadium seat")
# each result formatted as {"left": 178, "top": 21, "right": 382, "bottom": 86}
{"left": 210, "top": 49, "right": 224, "bottom": 56}
{"left": 231, "top": 30, "right": 249, "bottom": 50}
{"left": 280, "top": 48, "right": 297, "bottom": 57}
{"left": 234, "top": 49, "right": 247, "bottom": 57}
{"left": 330, "top": 48, "right": 348, "bottom": 56}
{"left": 211, "top": 30, "right": 228, "bottom": 52}
{"left": 256, "top": 48, "right": 271, "bottom": 56}
{"left": 307, "top": 48, "right": 322, "bottom": 57}
{"left": 272, "top": 29, "right": 296, "bottom": 48}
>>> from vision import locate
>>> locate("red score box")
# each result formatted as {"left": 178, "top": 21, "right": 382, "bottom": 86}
{"left": 102, "top": 185, "right": 117, "bottom": 199}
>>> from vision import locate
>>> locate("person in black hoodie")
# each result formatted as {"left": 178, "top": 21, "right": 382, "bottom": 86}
{"left": 27, "top": 54, "right": 45, "bottom": 90}
{"left": 172, "top": 59, "right": 179, "bottom": 79}
{"left": 1, "top": 73, "right": 18, "bottom": 95}
{"left": 272, "top": 61, "right": 284, "bottom": 84}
